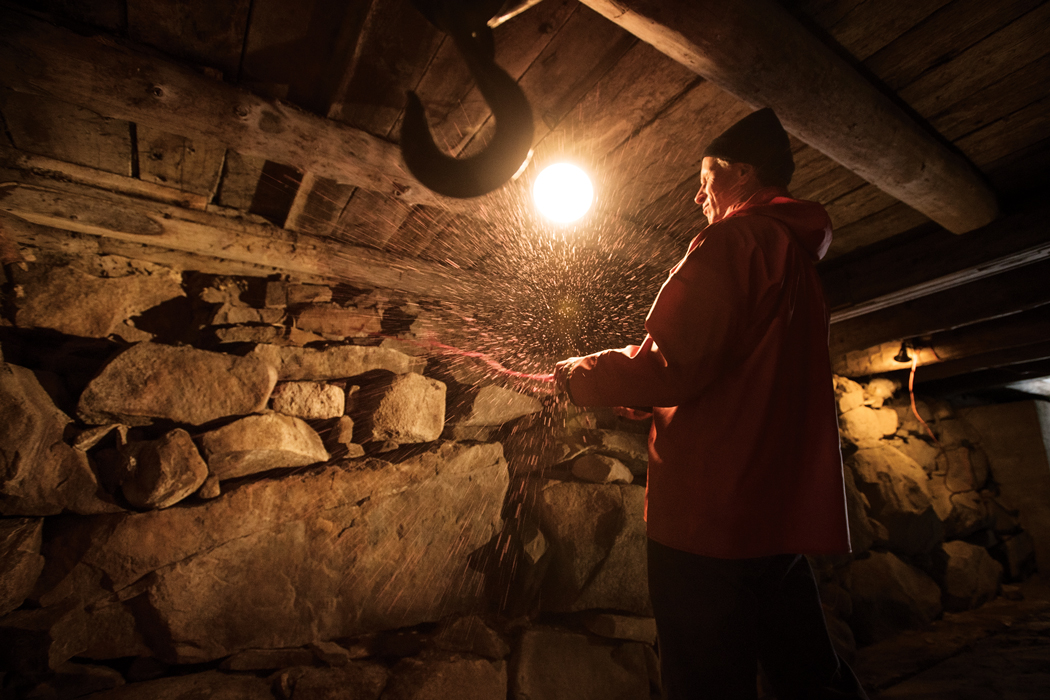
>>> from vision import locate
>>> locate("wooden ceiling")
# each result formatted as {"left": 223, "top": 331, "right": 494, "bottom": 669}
{"left": 0, "top": 0, "right": 1048, "bottom": 397}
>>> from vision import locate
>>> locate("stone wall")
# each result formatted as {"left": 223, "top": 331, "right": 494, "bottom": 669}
{"left": 0, "top": 254, "right": 660, "bottom": 700}
{"left": 1, "top": 253, "right": 1041, "bottom": 699}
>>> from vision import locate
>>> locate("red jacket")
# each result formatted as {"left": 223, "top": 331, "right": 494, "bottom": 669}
{"left": 566, "top": 187, "right": 850, "bottom": 558}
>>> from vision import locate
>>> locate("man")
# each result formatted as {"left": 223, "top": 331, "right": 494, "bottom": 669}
{"left": 554, "top": 108, "right": 868, "bottom": 699}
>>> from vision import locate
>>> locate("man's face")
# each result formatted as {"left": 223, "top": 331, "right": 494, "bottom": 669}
{"left": 694, "top": 157, "right": 754, "bottom": 225}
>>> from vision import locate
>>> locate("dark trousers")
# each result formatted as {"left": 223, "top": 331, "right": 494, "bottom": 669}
{"left": 647, "top": 538, "right": 869, "bottom": 700}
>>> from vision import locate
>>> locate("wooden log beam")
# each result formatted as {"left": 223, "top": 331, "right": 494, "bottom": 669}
{"left": 830, "top": 259, "right": 1050, "bottom": 360}
{"left": 0, "top": 9, "right": 473, "bottom": 213}
{"left": 915, "top": 358, "right": 1050, "bottom": 395}
{"left": 579, "top": 0, "right": 999, "bottom": 234}
{"left": 0, "top": 166, "right": 488, "bottom": 302}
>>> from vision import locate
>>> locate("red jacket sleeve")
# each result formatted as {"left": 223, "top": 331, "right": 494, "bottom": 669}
{"left": 568, "top": 220, "right": 764, "bottom": 408}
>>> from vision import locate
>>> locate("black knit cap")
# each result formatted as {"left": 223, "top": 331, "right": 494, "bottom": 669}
{"left": 703, "top": 107, "right": 795, "bottom": 188}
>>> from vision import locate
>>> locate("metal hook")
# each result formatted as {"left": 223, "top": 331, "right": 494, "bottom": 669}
{"left": 400, "top": 2, "right": 534, "bottom": 199}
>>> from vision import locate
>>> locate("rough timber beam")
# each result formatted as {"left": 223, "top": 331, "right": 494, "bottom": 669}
{"left": 0, "top": 168, "right": 488, "bottom": 302}
{"left": 580, "top": 0, "right": 999, "bottom": 234}
{"left": 0, "top": 10, "right": 470, "bottom": 213}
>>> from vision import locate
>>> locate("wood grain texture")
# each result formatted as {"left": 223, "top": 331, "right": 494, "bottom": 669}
{"left": 824, "top": 202, "right": 930, "bottom": 260}
{"left": 0, "top": 91, "right": 131, "bottom": 176}
{"left": 136, "top": 125, "right": 225, "bottom": 198}
{"left": 0, "top": 169, "right": 487, "bottom": 300}
{"left": 829, "top": 258, "right": 1050, "bottom": 357}
{"left": 0, "top": 145, "right": 208, "bottom": 210}
{"left": 126, "top": 0, "right": 252, "bottom": 80}
{"left": 580, "top": 0, "right": 999, "bottom": 234}
{"left": 0, "top": 10, "right": 473, "bottom": 211}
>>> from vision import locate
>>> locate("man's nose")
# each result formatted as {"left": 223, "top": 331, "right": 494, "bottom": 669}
{"left": 695, "top": 190, "right": 706, "bottom": 204}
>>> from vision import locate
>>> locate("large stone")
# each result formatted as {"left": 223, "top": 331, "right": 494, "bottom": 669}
{"left": 457, "top": 385, "right": 543, "bottom": 427}
{"left": 889, "top": 436, "right": 940, "bottom": 473}
{"left": 211, "top": 303, "right": 285, "bottom": 325}
{"left": 0, "top": 604, "right": 90, "bottom": 672}
{"left": 15, "top": 661, "right": 125, "bottom": 699}
{"left": 1, "top": 362, "right": 119, "bottom": 516}
{"left": 582, "top": 613, "right": 658, "bottom": 644}
{"left": 941, "top": 540, "right": 1002, "bottom": 611}
{"left": 433, "top": 616, "right": 510, "bottom": 659}
{"left": 929, "top": 474, "right": 991, "bottom": 539}
{"left": 73, "top": 670, "right": 274, "bottom": 700}
{"left": 935, "top": 446, "right": 989, "bottom": 492}
{"left": 511, "top": 627, "right": 650, "bottom": 700}
{"left": 295, "top": 303, "right": 382, "bottom": 338}
{"left": 840, "top": 405, "right": 899, "bottom": 444}
{"left": 252, "top": 343, "right": 415, "bottom": 380}
{"left": 34, "top": 442, "right": 509, "bottom": 663}
{"left": 842, "top": 466, "right": 877, "bottom": 554}
{"left": 272, "top": 663, "right": 387, "bottom": 700}
{"left": 77, "top": 343, "right": 277, "bottom": 426}
{"left": 353, "top": 373, "right": 446, "bottom": 444}
{"left": 122, "top": 429, "right": 209, "bottom": 509}
{"left": 572, "top": 454, "right": 634, "bottom": 485}
{"left": 220, "top": 647, "right": 316, "bottom": 671}
{"left": 15, "top": 264, "right": 183, "bottom": 341}
{"left": 849, "top": 445, "right": 943, "bottom": 554}
{"left": 0, "top": 517, "right": 45, "bottom": 615}
{"left": 271, "top": 381, "right": 346, "bottom": 419}
{"left": 847, "top": 551, "right": 943, "bottom": 645}
{"left": 834, "top": 375, "right": 865, "bottom": 414}
{"left": 384, "top": 655, "right": 506, "bottom": 700}
{"left": 863, "top": 378, "right": 899, "bottom": 408}
{"left": 197, "top": 413, "right": 329, "bottom": 481}
{"left": 532, "top": 481, "right": 650, "bottom": 615}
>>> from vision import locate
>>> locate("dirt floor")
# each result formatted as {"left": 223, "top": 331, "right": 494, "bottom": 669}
{"left": 854, "top": 576, "right": 1050, "bottom": 699}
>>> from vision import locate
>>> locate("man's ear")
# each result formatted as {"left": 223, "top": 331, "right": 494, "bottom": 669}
{"left": 736, "top": 162, "right": 758, "bottom": 183}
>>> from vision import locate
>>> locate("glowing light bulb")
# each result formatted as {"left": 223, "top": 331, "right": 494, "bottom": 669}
{"left": 533, "top": 163, "right": 593, "bottom": 223}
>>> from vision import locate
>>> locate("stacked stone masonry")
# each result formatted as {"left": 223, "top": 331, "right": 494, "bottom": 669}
{"left": 0, "top": 254, "right": 1043, "bottom": 699}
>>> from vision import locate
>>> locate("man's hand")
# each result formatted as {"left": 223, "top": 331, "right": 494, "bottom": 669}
{"left": 553, "top": 357, "right": 582, "bottom": 395}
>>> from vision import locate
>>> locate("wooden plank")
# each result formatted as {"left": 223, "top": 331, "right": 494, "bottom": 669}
{"left": 931, "top": 53, "right": 1050, "bottom": 141}
{"left": 126, "top": 0, "right": 252, "bottom": 80}
{"left": 579, "top": 0, "right": 998, "bottom": 234}
{"left": 955, "top": 95, "right": 1050, "bottom": 169}
{"left": 216, "top": 151, "right": 266, "bottom": 210}
{"left": 136, "top": 125, "right": 225, "bottom": 199}
{"left": 325, "top": 0, "right": 443, "bottom": 136}
{"left": 0, "top": 172, "right": 488, "bottom": 301}
{"left": 601, "top": 82, "right": 752, "bottom": 216}
{"left": 0, "top": 145, "right": 208, "bottom": 210}
{"left": 916, "top": 357, "right": 1050, "bottom": 393}
{"left": 821, "top": 202, "right": 1050, "bottom": 311}
{"left": 824, "top": 202, "right": 930, "bottom": 260}
{"left": 7, "top": 215, "right": 335, "bottom": 283}
{"left": 0, "top": 10, "right": 467, "bottom": 210}
{"left": 791, "top": 163, "right": 867, "bottom": 206}
{"left": 899, "top": 1, "right": 1050, "bottom": 118}
{"left": 0, "top": 90, "right": 131, "bottom": 176}
{"left": 239, "top": 0, "right": 369, "bottom": 114}
{"left": 461, "top": 3, "right": 640, "bottom": 155}
{"left": 824, "top": 183, "right": 900, "bottom": 230}
{"left": 530, "top": 40, "right": 700, "bottom": 167}
{"left": 409, "top": 0, "right": 578, "bottom": 153}
{"left": 866, "top": 0, "right": 1044, "bottom": 93}
{"left": 284, "top": 173, "right": 354, "bottom": 237}
{"left": 21, "top": 0, "right": 126, "bottom": 32}
{"left": 834, "top": 306, "right": 1050, "bottom": 377}
{"left": 332, "top": 189, "right": 414, "bottom": 249}
{"left": 825, "top": 0, "right": 953, "bottom": 61}
{"left": 829, "top": 259, "right": 1050, "bottom": 358}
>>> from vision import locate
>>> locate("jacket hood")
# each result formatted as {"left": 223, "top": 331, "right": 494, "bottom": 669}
{"left": 725, "top": 186, "right": 833, "bottom": 261}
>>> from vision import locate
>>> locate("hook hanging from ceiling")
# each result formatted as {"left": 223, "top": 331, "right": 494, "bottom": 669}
{"left": 400, "top": 0, "right": 535, "bottom": 199}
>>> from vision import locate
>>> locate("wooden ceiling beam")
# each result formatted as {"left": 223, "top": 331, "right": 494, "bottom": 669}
{"left": 579, "top": 0, "right": 999, "bottom": 234}
{"left": 833, "top": 305, "right": 1050, "bottom": 378}
{"left": 0, "top": 9, "right": 469, "bottom": 213}
{"left": 0, "top": 163, "right": 487, "bottom": 302}
{"left": 823, "top": 202, "right": 1050, "bottom": 320}
{"left": 830, "top": 259, "right": 1050, "bottom": 360}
